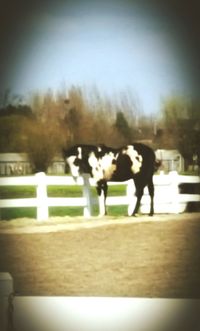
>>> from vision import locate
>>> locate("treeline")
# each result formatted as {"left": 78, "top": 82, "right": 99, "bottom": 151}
{"left": 0, "top": 87, "right": 199, "bottom": 171}
{"left": 155, "top": 97, "right": 200, "bottom": 169}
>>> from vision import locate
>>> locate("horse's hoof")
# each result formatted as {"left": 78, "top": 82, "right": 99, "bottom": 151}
{"left": 132, "top": 213, "right": 139, "bottom": 217}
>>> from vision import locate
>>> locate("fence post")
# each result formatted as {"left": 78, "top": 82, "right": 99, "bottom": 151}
{"left": 0, "top": 273, "right": 14, "bottom": 331}
{"left": 35, "top": 172, "right": 49, "bottom": 221}
{"left": 169, "top": 171, "right": 180, "bottom": 213}
{"left": 82, "top": 174, "right": 93, "bottom": 217}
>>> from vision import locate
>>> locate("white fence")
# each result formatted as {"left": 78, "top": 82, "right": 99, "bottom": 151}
{"left": 0, "top": 172, "right": 200, "bottom": 220}
{"left": 0, "top": 273, "right": 200, "bottom": 331}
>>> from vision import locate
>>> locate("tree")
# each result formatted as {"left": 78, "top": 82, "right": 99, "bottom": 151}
{"left": 114, "top": 111, "right": 132, "bottom": 144}
{"left": 0, "top": 115, "right": 29, "bottom": 152}
{"left": 0, "top": 85, "right": 159, "bottom": 170}
{"left": 159, "top": 96, "right": 200, "bottom": 168}
{"left": 25, "top": 120, "right": 65, "bottom": 173}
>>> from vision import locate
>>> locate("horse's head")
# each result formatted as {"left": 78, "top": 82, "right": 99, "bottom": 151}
{"left": 64, "top": 145, "right": 91, "bottom": 178}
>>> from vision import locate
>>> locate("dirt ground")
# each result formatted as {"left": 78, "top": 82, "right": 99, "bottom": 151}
{"left": 0, "top": 213, "right": 200, "bottom": 298}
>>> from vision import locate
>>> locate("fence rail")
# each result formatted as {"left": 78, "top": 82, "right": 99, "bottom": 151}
{"left": 0, "top": 273, "right": 200, "bottom": 331}
{"left": 0, "top": 172, "right": 200, "bottom": 220}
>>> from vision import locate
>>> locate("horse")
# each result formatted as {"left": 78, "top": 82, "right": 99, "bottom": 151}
{"left": 63, "top": 143, "right": 160, "bottom": 216}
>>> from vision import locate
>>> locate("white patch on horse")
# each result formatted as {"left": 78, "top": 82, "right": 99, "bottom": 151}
{"left": 88, "top": 152, "right": 116, "bottom": 181}
{"left": 123, "top": 145, "right": 143, "bottom": 174}
{"left": 88, "top": 152, "right": 103, "bottom": 181}
{"left": 66, "top": 156, "right": 80, "bottom": 178}
{"left": 99, "top": 152, "right": 116, "bottom": 180}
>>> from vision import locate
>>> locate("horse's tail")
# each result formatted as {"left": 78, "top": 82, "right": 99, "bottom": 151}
{"left": 154, "top": 159, "right": 162, "bottom": 172}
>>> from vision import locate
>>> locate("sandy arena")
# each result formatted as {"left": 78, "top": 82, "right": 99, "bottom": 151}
{"left": 0, "top": 213, "right": 200, "bottom": 298}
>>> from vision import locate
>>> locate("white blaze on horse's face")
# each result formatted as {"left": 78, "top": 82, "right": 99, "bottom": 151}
{"left": 77, "top": 147, "right": 82, "bottom": 159}
{"left": 123, "top": 145, "right": 143, "bottom": 174}
{"left": 88, "top": 151, "right": 116, "bottom": 181}
{"left": 67, "top": 156, "right": 80, "bottom": 178}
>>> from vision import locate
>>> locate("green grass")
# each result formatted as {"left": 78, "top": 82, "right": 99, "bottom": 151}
{"left": 180, "top": 170, "right": 199, "bottom": 176}
{"left": 0, "top": 184, "right": 127, "bottom": 220}
{"left": 0, "top": 207, "right": 36, "bottom": 220}
{"left": 0, "top": 186, "right": 36, "bottom": 199}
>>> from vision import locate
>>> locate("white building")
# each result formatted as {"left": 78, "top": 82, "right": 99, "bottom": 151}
{"left": 155, "top": 149, "right": 184, "bottom": 173}
{"left": 0, "top": 153, "right": 65, "bottom": 175}
{"left": 0, "top": 153, "right": 32, "bottom": 175}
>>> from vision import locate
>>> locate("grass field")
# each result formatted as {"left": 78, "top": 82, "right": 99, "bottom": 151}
{"left": 0, "top": 185, "right": 127, "bottom": 220}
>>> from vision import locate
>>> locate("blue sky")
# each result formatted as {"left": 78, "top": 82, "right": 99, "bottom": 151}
{"left": 0, "top": 0, "right": 199, "bottom": 114}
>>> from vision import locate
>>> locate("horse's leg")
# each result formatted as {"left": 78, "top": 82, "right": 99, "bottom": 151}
{"left": 131, "top": 185, "right": 144, "bottom": 216}
{"left": 148, "top": 177, "right": 154, "bottom": 216}
{"left": 96, "top": 180, "right": 108, "bottom": 216}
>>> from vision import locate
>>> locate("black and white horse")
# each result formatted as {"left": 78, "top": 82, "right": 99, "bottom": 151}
{"left": 63, "top": 143, "right": 160, "bottom": 216}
